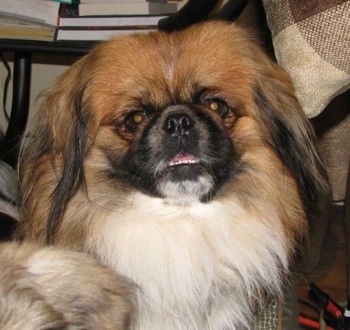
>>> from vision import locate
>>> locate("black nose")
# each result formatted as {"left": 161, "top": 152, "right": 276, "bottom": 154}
{"left": 163, "top": 113, "right": 195, "bottom": 137}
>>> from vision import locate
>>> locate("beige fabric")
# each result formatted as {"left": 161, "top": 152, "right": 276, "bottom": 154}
{"left": 262, "top": 0, "right": 350, "bottom": 118}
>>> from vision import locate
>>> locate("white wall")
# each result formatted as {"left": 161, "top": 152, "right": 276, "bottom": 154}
{"left": 0, "top": 54, "right": 79, "bottom": 133}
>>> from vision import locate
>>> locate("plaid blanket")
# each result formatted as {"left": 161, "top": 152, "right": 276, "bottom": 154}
{"left": 253, "top": 282, "right": 300, "bottom": 330}
{"left": 261, "top": 0, "right": 350, "bottom": 118}
{"left": 254, "top": 297, "right": 279, "bottom": 330}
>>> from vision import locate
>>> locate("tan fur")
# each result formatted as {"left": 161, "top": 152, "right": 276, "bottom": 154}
{"left": 0, "top": 241, "right": 135, "bottom": 330}
{"left": 14, "top": 22, "right": 327, "bottom": 329}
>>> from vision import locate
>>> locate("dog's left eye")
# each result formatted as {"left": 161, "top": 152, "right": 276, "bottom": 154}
{"left": 205, "top": 99, "right": 230, "bottom": 119}
{"left": 124, "top": 111, "right": 147, "bottom": 132}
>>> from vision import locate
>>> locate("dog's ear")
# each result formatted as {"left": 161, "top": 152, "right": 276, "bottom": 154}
{"left": 251, "top": 56, "right": 328, "bottom": 208}
{"left": 19, "top": 57, "right": 96, "bottom": 243}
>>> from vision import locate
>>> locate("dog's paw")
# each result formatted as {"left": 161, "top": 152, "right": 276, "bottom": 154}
{"left": 0, "top": 241, "right": 136, "bottom": 330}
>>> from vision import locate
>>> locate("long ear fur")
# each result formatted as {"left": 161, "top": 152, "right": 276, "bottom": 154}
{"left": 249, "top": 51, "right": 329, "bottom": 208}
{"left": 247, "top": 52, "right": 332, "bottom": 273}
{"left": 18, "top": 58, "right": 96, "bottom": 243}
{"left": 46, "top": 89, "right": 92, "bottom": 243}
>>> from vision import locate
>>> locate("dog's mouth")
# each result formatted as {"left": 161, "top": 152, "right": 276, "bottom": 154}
{"left": 167, "top": 152, "right": 200, "bottom": 169}
{"left": 156, "top": 151, "right": 213, "bottom": 203}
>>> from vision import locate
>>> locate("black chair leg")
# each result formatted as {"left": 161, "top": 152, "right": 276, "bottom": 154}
{"left": 1, "top": 51, "right": 31, "bottom": 168}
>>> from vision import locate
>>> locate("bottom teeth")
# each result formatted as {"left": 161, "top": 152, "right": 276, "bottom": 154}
{"left": 169, "top": 159, "right": 198, "bottom": 166}
{"left": 168, "top": 153, "right": 199, "bottom": 167}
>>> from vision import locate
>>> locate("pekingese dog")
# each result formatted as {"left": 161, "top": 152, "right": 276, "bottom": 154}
{"left": 15, "top": 21, "right": 327, "bottom": 329}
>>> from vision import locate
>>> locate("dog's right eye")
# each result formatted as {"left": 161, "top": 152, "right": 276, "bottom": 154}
{"left": 204, "top": 98, "right": 230, "bottom": 119}
{"left": 124, "top": 111, "right": 147, "bottom": 132}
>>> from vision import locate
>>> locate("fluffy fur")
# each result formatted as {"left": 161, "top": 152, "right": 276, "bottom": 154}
{"left": 0, "top": 241, "right": 135, "bottom": 329}
{"left": 16, "top": 21, "right": 327, "bottom": 329}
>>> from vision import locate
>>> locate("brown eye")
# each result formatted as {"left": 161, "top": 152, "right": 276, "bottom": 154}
{"left": 205, "top": 98, "right": 230, "bottom": 119}
{"left": 208, "top": 101, "right": 220, "bottom": 112}
{"left": 125, "top": 111, "right": 147, "bottom": 132}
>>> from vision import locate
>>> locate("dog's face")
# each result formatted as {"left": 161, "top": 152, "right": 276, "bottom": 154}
{"left": 20, "top": 20, "right": 324, "bottom": 246}
{"left": 107, "top": 85, "right": 238, "bottom": 203}
{"left": 72, "top": 26, "right": 249, "bottom": 205}
{"left": 80, "top": 30, "right": 269, "bottom": 206}
{"left": 18, "top": 21, "right": 327, "bottom": 328}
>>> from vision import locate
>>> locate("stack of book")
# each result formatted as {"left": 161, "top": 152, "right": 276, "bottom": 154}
{"left": 0, "top": 0, "right": 182, "bottom": 42}
{"left": 0, "top": 0, "right": 60, "bottom": 41}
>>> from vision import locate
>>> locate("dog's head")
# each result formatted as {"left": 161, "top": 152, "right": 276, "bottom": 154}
{"left": 19, "top": 21, "right": 326, "bottom": 246}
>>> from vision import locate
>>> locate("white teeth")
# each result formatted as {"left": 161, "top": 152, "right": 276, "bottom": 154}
{"left": 169, "top": 159, "right": 198, "bottom": 167}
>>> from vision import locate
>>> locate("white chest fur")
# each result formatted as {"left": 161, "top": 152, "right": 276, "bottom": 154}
{"left": 85, "top": 193, "right": 288, "bottom": 329}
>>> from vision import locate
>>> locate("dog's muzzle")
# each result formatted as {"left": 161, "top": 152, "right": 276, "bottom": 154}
{"left": 149, "top": 106, "right": 228, "bottom": 202}
{"left": 119, "top": 105, "right": 235, "bottom": 203}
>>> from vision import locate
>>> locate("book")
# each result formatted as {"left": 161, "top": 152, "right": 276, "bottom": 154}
{"left": 59, "top": 3, "right": 79, "bottom": 17}
{"left": 51, "top": 0, "right": 79, "bottom": 4}
{"left": 0, "top": 14, "right": 55, "bottom": 41}
{"left": 0, "top": 0, "right": 61, "bottom": 27}
{"left": 58, "top": 15, "right": 168, "bottom": 28}
{"left": 0, "top": 1, "right": 171, "bottom": 42}
{"left": 78, "top": 2, "right": 178, "bottom": 16}
{"left": 0, "top": 1, "right": 174, "bottom": 27}
{"left": 55, "top": 26, "right": 156, "bottom": 41}
{"left": 79, "top": 0, "right": 169, "bottom": 3}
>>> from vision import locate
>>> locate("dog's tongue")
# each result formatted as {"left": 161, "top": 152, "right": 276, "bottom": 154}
{"left": 169, "top": 153, "right": 197, "bottom": 166}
